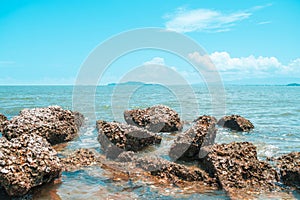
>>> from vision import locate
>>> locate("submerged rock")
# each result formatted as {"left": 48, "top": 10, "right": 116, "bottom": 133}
{"left": 61, "top": 148, "right": 102, "bottom": 171}
{"left": 276, "top": 152, "right": 300, "bottom": 188}
{"left": 124, "top": 105, "right": 183, "bottom": 132}
{"left": 1, "top": 106, "right": 84, "bottom": 145}
{"left": 199, "top": 142, "right": 279, "bottom": 193}
{"left": 114, "top": 153, "right": 217, "bottom": 186}
{"left": 217, "top": 115, "right": 254, "bottom": 132}
{"left": 169, "top": 115, "right": 217, "bottom": 161}
{"left": 135, "top": 156, "right": 216, "bottom": 185}
{"left": 0, "top": 133, "right": 61, "bottom": 197}
{"left": 96, "top": 120, "right": 162, "bottom": 159}
{"left": 116, "top": 151, "right": 137, "bottom": 162}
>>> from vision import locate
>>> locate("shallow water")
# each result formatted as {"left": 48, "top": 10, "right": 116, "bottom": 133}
{"left": 0, "top": 85, "right": 299, "bottom": 199}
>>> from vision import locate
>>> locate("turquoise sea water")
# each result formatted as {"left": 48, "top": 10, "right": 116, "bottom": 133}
{"left": 0, "top": 85, "right": 299, "bottom": 199}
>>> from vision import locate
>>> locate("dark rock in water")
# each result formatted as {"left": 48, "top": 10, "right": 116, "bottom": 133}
{"left": 124, "top": 105, "right": 183, "bottom": 132}
{"left": 0, "top": 133, "right": 61, "bottom": 197}
{"left": 1, "top": 106, "right": 84, "bottom": 145}
{"left": 96, "top": 120, "right": 162, "bottom": 159}
{"left": 73, "top": 111, "right": 85, "bottom": 129}
{"left": 217, "top": 115, "right": 254, "bottom": 132}
{"left": 199, "top": 142, "right": 279, "bottom": 193}
{"left": 61, "top": 148, "right": 102, "bottom": 172}
{"left": 169, "top": 115, "right": 217, "bottom": 161}
{"left": 276, "top": 152, "right": 300, "bottom": 188}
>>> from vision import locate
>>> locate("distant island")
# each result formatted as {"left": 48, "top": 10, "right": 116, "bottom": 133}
{"left": 287, "top": 83, "right": 300, "bottom": 86}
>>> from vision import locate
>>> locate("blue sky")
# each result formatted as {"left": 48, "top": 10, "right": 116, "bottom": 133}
{"left": 1, "top": 0, "right": 300, "bottom": 85}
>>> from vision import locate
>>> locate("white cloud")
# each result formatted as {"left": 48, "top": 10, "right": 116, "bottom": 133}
{"left": 188, "top": 52, "right": 215, "bottom": 71}
{"left": 209, "top": 51, "right": 282, "bottom": 72}
{"left": 257, "top": 21, "right": 271, "bottom": 25}
{"left": 165, "top": 8, "right": 251, "bottom": 33}
{"left": 188, "top": 51, "right": 300, "bottom": 81}
{"left": 143, "top": 57, "right": 165, "bottom": 65}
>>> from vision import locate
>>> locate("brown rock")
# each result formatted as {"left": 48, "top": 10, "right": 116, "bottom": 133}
{"left": 136, "top": 156, "right": 214, "bottom": 183}
{"left": 96, "top": 120, "right": 161, "bottom": 159}
{"left": 124, "top": 105, "right": 183, "bottom": 132}
{"left": 199, "top": 142, "right": 279, "bottom": 193}
{"left": 169, "top": 115, "right": 217, "bottom": 161}
{"left": 1, "top": 106, "right": 84, "bottom": 145}
{"left": 61, "top": 148, "right": 102, "bottom": 171}
{"left": 0, "top": 134, "right": 61, "bottom": 197}
{"left": 0, "top": 113, "right": 7, "bottom": 132}
{"left": 276, "top": 152, "right": 300, "bottom": 188}
{"left": 217, "top": 115, "right": 254, "bottom": 132}
{"left": 0, "top": 113, "right": 6, "bottom": 123}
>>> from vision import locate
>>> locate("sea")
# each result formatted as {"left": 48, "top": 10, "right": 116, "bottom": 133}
{"left": 0, "top": 85, "right": 299, "bottom": 199}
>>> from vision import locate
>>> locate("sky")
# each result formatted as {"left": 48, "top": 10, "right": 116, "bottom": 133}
{"left": 0, "top": 0, "right": 300, "bottom": 85}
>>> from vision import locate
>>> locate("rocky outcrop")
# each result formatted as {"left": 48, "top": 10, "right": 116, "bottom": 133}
{"left": 61, "top": 148, "right": 101, "bottom": 172}
{"left": 276, "top": 152, "right": 300, "bottom": 188}
{"left": 1, "top": 106, "right": 84, "bottom": 145}
{"left": 199, "top": 142, "right": 279, "bottom": 194}
{"left": 169, "top": 116, "right": 217, "bottom": 161}
{"left": 124, "top": 105, "right": 183, "bottom": 132}
{"left": 217, "top": 115, "right": 254, "bottom": 132}
{"left": 0, "top": 133, "right": 62, "bottom": 197}
{"left": 96, "top": 120, "right": 162, "bottom": 159}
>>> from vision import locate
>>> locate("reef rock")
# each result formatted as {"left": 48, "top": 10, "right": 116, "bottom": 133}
{"left": 217, "top": 115, "right": 254, "bottom": 132}
{"left": 0, "top": 133, "right": 61, "bottom": 197}
{"left": 96, "top": 120, "right": 162, "bottom": 159}
{"left": 276, "top": 152, "right": 300, "bottom": 188}
{"left": 169, "top": 116, "right": 217, "bottom": 161}
{"left": 124, "top": 105, "right": 183, "bottom": 132}
{"left": 61, "top": 148, "right": 102, "bottom": 172}
{"left": 199, "top": 142, "right": 279, "bottom": 193}
{"left": 1, "top": 106, "right": 84, "bottom": 145}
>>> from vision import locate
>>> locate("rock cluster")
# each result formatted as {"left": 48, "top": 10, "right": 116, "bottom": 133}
{"left": 1, "top": 106, "right": 84, "bottom": 145}
{"left": 97, "top": 120, "right": 162, "bottom": 158}
{"left": 276, "top": 152, "right": 300, "bottom": 188}
{"left": 61, "top": 148, "right": 101, "bottom": 171}
{"left": 124, "top": 105, "right": 183, "bottom": 132}
{"left": 0, "top": 133, "right": 62, "bottom": 197}
{"left": 217, "top": 115, "right": 254, "bottom": 132}
{"left": 199, "top": 142, "right": 279, "bottom": 193}
{"left": 169, "top": 116, "right": 217, "bottom": 161}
